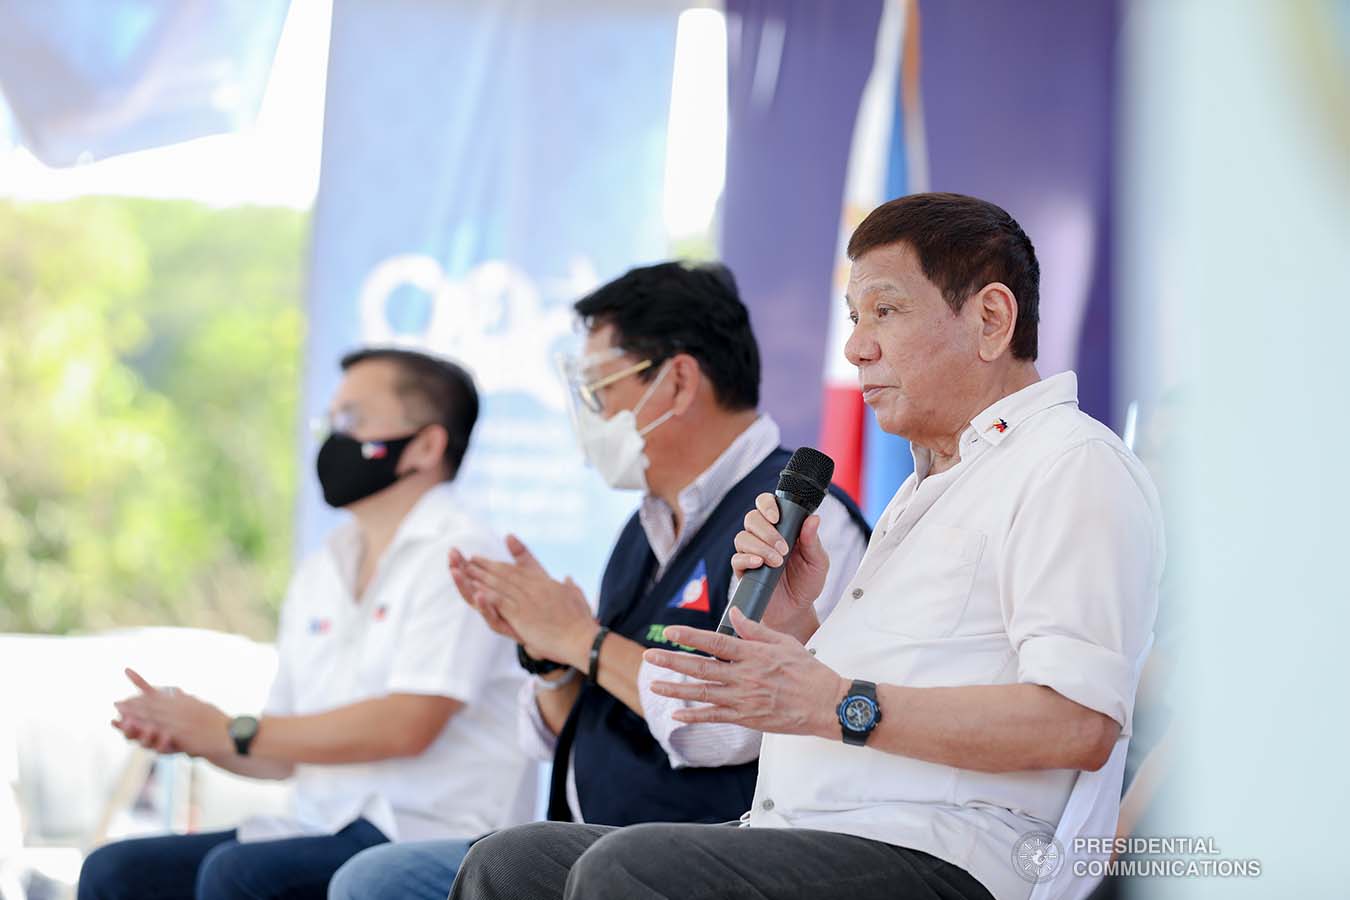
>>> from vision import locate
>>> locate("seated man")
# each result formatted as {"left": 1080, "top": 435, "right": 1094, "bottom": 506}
{"left": 449, "top": 193, "right": 1164, "bottom": 900}
{"left": 327, "top": 262, "right": 871, "bottom": 900}
{"left": 79, "top": 348, "right": 533, "bottom": 900}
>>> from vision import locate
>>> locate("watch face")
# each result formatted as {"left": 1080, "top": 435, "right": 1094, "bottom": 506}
{"left": 842, "top": 696, "right": 876, "bottom": 732}
{"left": 229, "top": 716, "right": 259, "bottom": 740}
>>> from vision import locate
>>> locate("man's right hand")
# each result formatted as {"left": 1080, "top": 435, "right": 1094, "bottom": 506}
{"left": 111, "top": 671, "right": 180, "bottom": 754}
{"left": 449, "top": 544, "right": 524, "bottom": 643}
{"left": 732, "top": 492, "right": 831, "bottom": 635}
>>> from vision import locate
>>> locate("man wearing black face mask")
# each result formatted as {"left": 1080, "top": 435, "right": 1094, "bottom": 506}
{"left": 79, "top": 349, "right": 533, "bottom": 900}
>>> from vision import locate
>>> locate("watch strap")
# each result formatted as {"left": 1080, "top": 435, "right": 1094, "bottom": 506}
{"left": 230, "top": 715, "right": 259, "bottom": 756}
{"left": 517, "top": 643, "right": 565, "bottom": 675}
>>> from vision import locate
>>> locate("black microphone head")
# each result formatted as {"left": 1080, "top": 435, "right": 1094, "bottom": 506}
{"left": 775, "top": 447, "right": 834, "bottom": 513}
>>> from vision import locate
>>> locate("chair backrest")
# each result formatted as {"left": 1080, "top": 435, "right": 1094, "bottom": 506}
{"left": 1028, "top": 634, "right": 1154, "bottom": 900}
{"left": 1, "top": 628, "right": 287, "bottom": 846}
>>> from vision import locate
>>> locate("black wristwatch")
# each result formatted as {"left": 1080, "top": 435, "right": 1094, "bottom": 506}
{"left": 837, "top": 679, "right": 882, "bottom": 746}
{"left": 228, "top": 715, "right": 260, "bottom": 756}
{"left": 517, "top": 643, "right": 565, "bottom": 676}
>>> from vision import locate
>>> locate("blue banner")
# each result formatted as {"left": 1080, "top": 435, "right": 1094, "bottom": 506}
{"left": 0, "top": 0, "right": 288, "bottom": 166}
{"left": 300, "top": 0, "right": 683, "bottom": 595}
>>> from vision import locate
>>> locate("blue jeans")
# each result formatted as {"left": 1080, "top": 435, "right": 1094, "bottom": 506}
{"left": 328, "top": 839, "right": 472, "bottom": 900}
{"left": 77, "top": 818, "right": 387, "bottom": 900}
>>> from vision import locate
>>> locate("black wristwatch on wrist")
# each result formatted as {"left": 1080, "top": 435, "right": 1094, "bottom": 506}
{"left": 228, "top": 715, "right": 260, "bottom": 756}
{"left": 516, "top": 643, "right": 565, "bottom": 676}
{"left": 837, "top": 679, "right": 882, "bottom": 746}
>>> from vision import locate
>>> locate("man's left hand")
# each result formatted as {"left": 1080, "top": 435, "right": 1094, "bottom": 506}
{"left": 464, "top": 535, "right": 597, "bottom": 668}
{"left": 113, "top": 669, "right": 232, "bottom": 759}
{"left": 644, "top": 608, "right": 847, "bottom": 739}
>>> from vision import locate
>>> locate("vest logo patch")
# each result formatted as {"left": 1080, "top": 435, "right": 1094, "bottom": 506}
{"left": 668, "top": 559, "right": 711, "bottom": 612}
{"left": 645, "top": 624, "right": 696, "bottom": 651}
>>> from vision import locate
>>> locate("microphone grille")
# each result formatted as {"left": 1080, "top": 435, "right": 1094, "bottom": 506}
{"left": 775, "top": 447, "right": 835, "bottom": 512}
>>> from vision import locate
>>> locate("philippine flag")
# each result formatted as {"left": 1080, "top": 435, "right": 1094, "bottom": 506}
{"left": 669, "top": 559, "right": 711, "bottom": 613}
{"left": 820, "top": 0, "right": 926, "bottom": 519}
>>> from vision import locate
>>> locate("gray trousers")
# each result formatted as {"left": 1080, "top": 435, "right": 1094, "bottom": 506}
{"left": 448, "top": 821, "right": 995, "bottom": 900}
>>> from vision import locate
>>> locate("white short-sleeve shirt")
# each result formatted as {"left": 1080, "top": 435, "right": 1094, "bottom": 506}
{"left": 242, "top": 482, "right": 534, "bottom": 844}
{"left": 746, "top": 372, "right": 1164, "bottom": 900}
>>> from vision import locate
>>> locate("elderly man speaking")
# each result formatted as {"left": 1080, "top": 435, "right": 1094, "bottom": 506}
{"left": 449, "top": 193, "right": 1164, "bottom": 900}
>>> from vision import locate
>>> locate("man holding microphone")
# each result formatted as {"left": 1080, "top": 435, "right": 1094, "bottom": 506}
{"left": 450, "top": 193, "right": 1164, "bottom": 900}
{"left": 328, "top": 262, "right": 869, "bottom": 900}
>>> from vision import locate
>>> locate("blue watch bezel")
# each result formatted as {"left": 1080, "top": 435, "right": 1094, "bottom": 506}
{"left": 837, "top": 679, "right": 882, "bottom": 746}
{"left": 837, "top": 696, "right": 880, "bottom": 734}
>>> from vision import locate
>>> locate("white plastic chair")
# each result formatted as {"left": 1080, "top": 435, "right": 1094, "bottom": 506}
{"left": 1028, "top": 634, "right": 1154, "bottom": 900}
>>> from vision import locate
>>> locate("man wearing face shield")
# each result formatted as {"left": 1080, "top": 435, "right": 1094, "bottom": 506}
{"left": 325, "top": 262, "right": 869, "bottom": 900}
{"left": 80, "top": 349, "right": 533, "bottom": 900}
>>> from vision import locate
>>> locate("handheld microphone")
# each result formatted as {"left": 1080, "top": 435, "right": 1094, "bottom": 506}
{"left": 716, "top": 447, "right": 835, "bottom": 636}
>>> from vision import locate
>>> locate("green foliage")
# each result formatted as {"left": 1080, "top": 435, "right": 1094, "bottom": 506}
{"left": 0, "top": 197, "right": 306, "bottom": 638}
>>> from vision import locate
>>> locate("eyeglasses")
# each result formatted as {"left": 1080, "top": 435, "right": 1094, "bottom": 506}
{"left": 310, "top": 410, "right": 361, "bottom": 440}
{"left": 310, "top": 409, "right": 421, "bottom": 441}
{"left": 576, "top": 358, "right": 653, "bottom": 413}
{"left": 557, "top": 347, "right": 659, "bottom": 414}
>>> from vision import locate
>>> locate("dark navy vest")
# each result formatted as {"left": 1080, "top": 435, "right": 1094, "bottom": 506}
{"left": 548, "top": 447, "right": 870, "bottom": 826}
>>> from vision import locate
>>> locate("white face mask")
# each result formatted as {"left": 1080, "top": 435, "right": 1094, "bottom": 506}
{"left": 573, "top": 362, "right": 675, "bottom": 491}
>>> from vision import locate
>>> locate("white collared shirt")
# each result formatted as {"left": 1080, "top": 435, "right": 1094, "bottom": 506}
{"left": 241, "top": 482, "right": 534, "bottom": 844}
{"left": 517, "top": 415, "right": 869, "bottom": 820}
{"left": 746, "top": 373, "right": 1164, "bottom": 900}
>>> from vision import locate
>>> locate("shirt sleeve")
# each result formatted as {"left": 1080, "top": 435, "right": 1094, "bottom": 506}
{"left": 383, "top": 535, "right": 515, "bottom": 706}
{"left": 638, "top": 661, "right": 763, "bottom": 768}
{"left": 515, "top": 676, "right": 562, "bottom": 761}
{"left": 1003, "top": 440, "right": 1163, "bottom": 735}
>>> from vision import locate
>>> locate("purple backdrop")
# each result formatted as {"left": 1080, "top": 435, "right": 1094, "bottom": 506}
{"left": 920, "top": 0, "right": 1120, "bottom": 424}
{"left": 719, "top": 0, "right": 884, "bottom": 450}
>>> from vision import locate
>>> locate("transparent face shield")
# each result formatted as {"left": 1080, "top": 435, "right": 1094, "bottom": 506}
{"left": 555, "top": 346, "right": 654, "bottom": 440}
{"left": 555, "top": 346, "right": 675, "bottom": 492}
{"left": 557, "top": 347, "right": 653, "bottom": 409}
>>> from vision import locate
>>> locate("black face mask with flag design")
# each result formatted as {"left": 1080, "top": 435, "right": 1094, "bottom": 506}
{"left": 315, "top": 430, "right": 420, "bottom": 508}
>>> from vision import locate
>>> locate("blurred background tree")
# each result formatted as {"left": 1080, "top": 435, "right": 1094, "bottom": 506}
{"left": 0, "top": 197, "right": 305, "bottom": 638}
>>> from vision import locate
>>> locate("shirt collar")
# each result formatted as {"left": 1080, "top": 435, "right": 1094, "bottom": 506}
{"left": 676, "top": 414, "right": 781, "bottom": 517}
{"left": 639, "top": 414, "right": 781, "bottom": 569}
{"left": 909, "top": 371, "right": 1080, "bottom": 477}
{"left": 970, "top": 371, "right": 1079, "bottom": 445}
{"left": 325, "top": 480, "right": 461, "bottom": 567}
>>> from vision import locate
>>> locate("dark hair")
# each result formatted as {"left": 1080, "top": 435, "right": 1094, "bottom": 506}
{"left": 847, "top": 192, "right": 1040, "bottom": 360}
{"left": 340, "top": 347, "right": 479, "bottom": 478}
{"left": 573, "top": 261, "right": 760, "bottom": 410}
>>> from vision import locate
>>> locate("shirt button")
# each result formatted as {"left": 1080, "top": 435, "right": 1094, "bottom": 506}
{"left": 762, "top": 798, "right": 775, "bottom": 811}
{"left": 851, "top": 588, "right": 863, "bottom": 599}
{"left": 808, "top": 648, "right": 817, "bottom": 656}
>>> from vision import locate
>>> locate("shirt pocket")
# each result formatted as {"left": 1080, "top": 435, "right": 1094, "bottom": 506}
{"left": 862, "top": 523, "right": 987, "bottom": 639}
